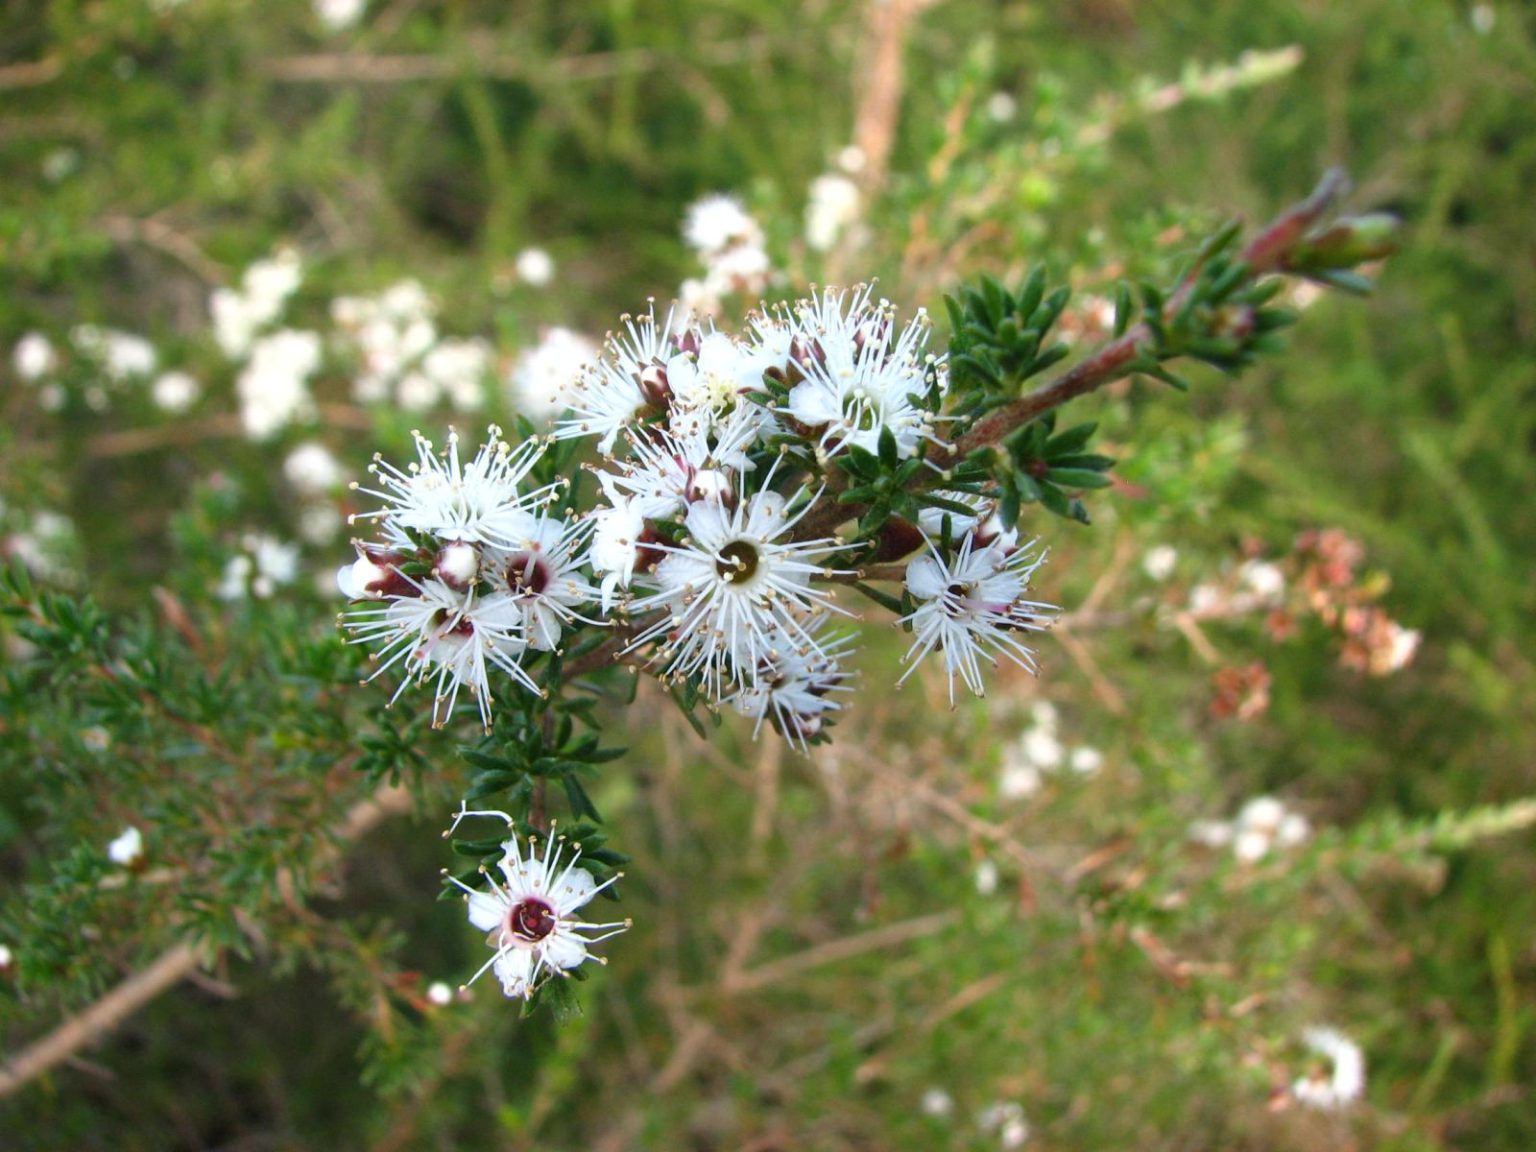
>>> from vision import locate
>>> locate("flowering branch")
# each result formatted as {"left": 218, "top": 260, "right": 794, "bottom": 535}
{"left": 328, "top": 169, "right": 1396, "bottom": 1012}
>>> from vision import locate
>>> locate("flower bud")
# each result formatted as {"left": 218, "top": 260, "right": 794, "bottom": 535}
{"left": 434, "top": 540, "right": 481, "bottom": 591}
{"left": 337, "top": 547, "right": 418, "bottom": 600}
{"left": 1292, "top": 213, "right": 1402, "bottom": 271}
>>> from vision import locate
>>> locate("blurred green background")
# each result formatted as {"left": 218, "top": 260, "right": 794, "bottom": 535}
{"left": 2, "top": 1, "right": 1533, "bottom": 1149}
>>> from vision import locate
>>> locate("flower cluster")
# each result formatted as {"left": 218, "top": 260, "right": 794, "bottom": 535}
{"left": 338, "top": 287, "right": 1058, "bottom": 743}
{"left": 337, "top": 427, "right": 592, "bottom": 727}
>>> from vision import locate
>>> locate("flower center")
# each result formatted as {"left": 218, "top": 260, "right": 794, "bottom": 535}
{"left": 506, "top": 553, "right": 551, "bottom": 597}
{"left": 943, "top": 581, "right": 975, "bottom": 616}
{"left": 716, "top": 540, "right": 761, "bottom": 584}
{"left": 508, "top": 898, "right": 557, "bottom": 942}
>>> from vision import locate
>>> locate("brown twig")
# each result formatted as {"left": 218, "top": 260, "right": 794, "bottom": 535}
{"left": 0, "top": 781, "right": 412, "bottom": 1099}
{"left": 791, "top": 171, "right": 1353, "bottom": 546}
{"left": 260, "top": 33, "right": 794, "bottom": 85}
{"left": 850, "top": 0, "right": 942, "bottom": 196}
{"left": 0, "top": 57, "right": 62, "bottom": 90}
{"left": 946, "top": 169, "right": 1351, "bottom": 464}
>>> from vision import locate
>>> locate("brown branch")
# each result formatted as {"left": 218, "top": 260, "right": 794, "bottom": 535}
{"left": 947, "top": 168, "right": 1352, "bottom": 464}
{"left": 850, "top": 0, "right": 942, "bottom": 196}
{"left": 0, "top": 57, "right": 62, "bottom": 90}
{"left": 791, "top": 170, "right": 1354, "bottom": 545}
{"left": 259, "top": 32, "right": 793, "bottom": 85}
{"left": 0, "top": 782, "right": 412, "bottom": 1099}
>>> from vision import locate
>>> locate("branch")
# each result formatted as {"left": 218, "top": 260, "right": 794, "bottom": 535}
{"left": 790, "top": 171, "right": 1355, "bottom": 545}
{"left": 0, "top": 782, "right": 413, "bottom": 1099}
{"left": 947, "top": 169, "right": 1351, "bottom": 463}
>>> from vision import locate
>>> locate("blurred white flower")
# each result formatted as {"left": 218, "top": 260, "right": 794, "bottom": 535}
{"left": 315, "top": 0, "right": 367, "bottom": 32}
{"left": 297, "top": 502, "right": 344, "bottom": 545}
{"left": 107, "top": 826, "right": 144, "bottom": 867}
{"left": 1238, "top": 559, "right": 1286, "bottom": 600}
{"left": 974, "top": 858, "right": 1000, "bottom": 896}
{"left": 1069, "top": 745, "right": 1103, "bottom": 775}
{"left": 986, "top": 91, "right": 1019, "bottom": 122}
{"left": 1471, "top": 4, "right": 1495, "bottom": 34}
{"left": 1293, "top": 1027, "right": 1365, "bottom": 1109}
{"left": 920, "top": 1087, "right": 954, "bottom": 1117}
{"left": 835, "top": 145, "right": 867, "bottom": 175}
{"left": 683, "top": 194, "right": 763, "bottom": 256}
{"left": 0, "top": 943, "right": 12, "bottom": 971}
{"left": 978, "top": 1101, "right": 1030, "bottom": 1149}
{"left": 151, "top": 371, "right": 200, "bottom": 413}
{"left": 72, "top": 325, "right": 157, "bottom": 381}
{"left": 426, "top": 981, "right": 454, "bottom": 1006}
{"left": 509, "top": 327, "right": 598, "bottom": 423}
{"left": 1142, "top": 544, "right": 1178, "bottom": 582}
{"left": 805, "top": 173, "right": 861, "bottom": 252}
{"left": 237, "top": 329, "right": 321, "bottom": 439}
{"left": 284, "top": 442, "right": 345, "bottom": 496}
{"left": 13, "top": 332, "right": 57, "bottom": 380}
{"left": 41, "top": 146, "right": 81, "bottom": 183}
{"left": 514, "top": 247, "right": 556, "bottom": 287}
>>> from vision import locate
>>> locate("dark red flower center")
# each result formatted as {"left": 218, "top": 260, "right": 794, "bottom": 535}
{"left": 506, "top": 553, "right": 551, "bottom": 597}
{"left": 509, "top": 898, "right": 557, "bottom": 942}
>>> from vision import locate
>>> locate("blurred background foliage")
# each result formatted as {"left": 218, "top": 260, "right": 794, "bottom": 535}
{"left": 1, "top": 0, "right": 1533, "bottom": 1149}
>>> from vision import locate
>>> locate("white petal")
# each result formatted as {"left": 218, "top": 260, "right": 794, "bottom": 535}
{"left": 541, "top": 932, "right": 588, "bottom": 971}
{"left": 466, "top": 890, "right": 506, "bottom": 933}
{"left": 493, "top": 947, "right": 536, "bottom": 998}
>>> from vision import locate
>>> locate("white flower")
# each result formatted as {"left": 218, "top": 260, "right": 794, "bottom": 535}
{"left": 974, "top": 858, "right": 999, "bottom": 895}
{"left": 920, "top": 1088, "right": 954, "bottom": 1117}
{"left": 426, "top": 981, "right": 454, "bottom": 1006}
{"left": 515, "top": 246, "right": 556, "bottom": 287}
{"left": 1237, "top": 795, "right": 1286, "bottom": 832}
{"left": 978, "top": 1101, "right": 1030, "bottom": 1149}
{"left": 0, "top": 943, "right": 12, "bottom": 971}
{"left": 482, "top": 514, "right": 599, "bottom": 652}
{"left": 805, "top": 173, "right": 861, "bottom": 252}
{"left": 315, "top": 0, "right": 366, "bottom": 32}
{"left": 298, "top": 503, "right": 344, "bottom": 545}
{"left": 1068, "top": 745, "right": 1103, "bottom": 775}
{"left": 421, "top": 338, "right": 491, "bottom": 411}
{"left": 899, "top": 532, "right": 1055, "bottom": 704}
{"left": 986, "top": 91, "right": 1019, "bottom": 122}
{"left": 726, "top": 619, "right": 854, "bottom": 747}
{"left": 588, "top": 493, "right": 658, "bottom": 611}
{"left": 627, "top": 485, "right": 851, "bottom": 698}
{"left": 683, "top": 194, "right": 763, "bottom": 256}
{"left": 780, "top": 286, "right": 941, "bottom": 460}
{"left": 1187, "top": 819, "right": 1233, "bottom": 849}
{"left": 446, "top": 807, "right": 630, "bottom": 1000}
{"left": 237, "top": 329, "right": 321, "bottom": 439}
{"left": 1020, "top": 726, "right": 1064, "bottom": 770}
{"left": 998, "top": 747, "right": 1042, "bottom": 800}
{"left": 242, "top": 250, "right": 304, "bottom": 319}
{"left": 1293, "top": 1027, "right": 1365, "bottom": 1110}
{"left": 1238, "top": 559, "right": 1286, "bottom": 600}
{"left": 1142, "top": 544, "right": 1178, "bottom": 582}
{"left": 284, "top": 442, "right": 345, "bottom": 495}
{"left": 508, "top": 327, "right": 597, "bottom": 421}
{"left": 556, "top": 304, "right": 679, "bottom": 452}
{"left": 72, "top": 326, "right": 157, "bottom": 381}
{"left": 341, "top": 575, "right": 537, "bottom": 728}
{"left": 354, "top": 427, "right": 557, "bottom": 550}
{"left": 151, "top": 371, "right": 200, "bottom": 413}
{"left": 107, "top": 826, "right": 144, "bottom": 867}
{"left": 13, "top": 332, "right": 56, "bottom": 380}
